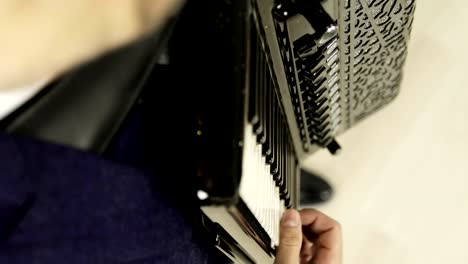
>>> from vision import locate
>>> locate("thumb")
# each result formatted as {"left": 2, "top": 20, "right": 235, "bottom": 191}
{"left": 275, "top": 209, "right": 303, "bottom": 264}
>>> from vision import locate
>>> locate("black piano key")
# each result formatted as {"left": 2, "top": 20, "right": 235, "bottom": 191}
{"left": 273, "top": 114, "right": 281, "bottom": 182}
{"left": 262, "top": 57, "right": 268, "bottom": 144}
{"left": 261, "top": 73, "right": 270, "bottom": 154}
{"left": 261, "top": 44, "right": 268, "bottom": 144}
{"left": 274, "top": 112, "right": 283, "bottom": 183}
{"left": 271, "top": 98, "right": 279, "bottom": 176}
{"left": 253, "top": 37, "right": 263, "bottom": 134}
{"left": 285, "top": 138, "right": 290, "bottom": 198}
{"left": 264, "top": 79, "right": 273, "bottom": 159}
{"left": 285, "top": 131, "right": 292, "bottom": 203}
{"left": 294, "top": 158, "right": 299, "bottom": 206}
{"left": 289, "top": 154, "right": 293, "bottom": 207}
{"left": 255, "top": 48, "right": 264, "bottom": 139}
{"left": 257, "top": 45, "right": 266, "bottom": 143}
{"left": 279, "top": 119, "right": 288, "bottom": 200}
{"left": 291, "top": 146, "right": 296, "bottom": 203}
{"left": 266, "top": 90, "right": 274, "bottom": 164}
{"left": 287, "top": 140, "right": 293, "bottom": 206}
{"left": 280, "top": 121, "right": 285, "bottom": 190}
{"left": 282, "top": 124, "right": 291, "bottom": 204}
{"left": 292, "top": 157, "right": 298, "bottom": 206}
{"left": 255, "top": 38, "right": 263, "bottom": 135}
{"left": 271, "top": 94, "right": 277, "bottom": 165}
{"left": 249, "top": 33, "right": 259, "bottom": 126}
{"left": 275, "top": 98, "right": 281, "bottom": 172}
{"left": 248, "top": 87, "right": 258, "bottom": 126}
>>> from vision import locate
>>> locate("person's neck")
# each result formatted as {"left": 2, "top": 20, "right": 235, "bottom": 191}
{"left": 0, "top": 79, "right": 49, "bottom": 120}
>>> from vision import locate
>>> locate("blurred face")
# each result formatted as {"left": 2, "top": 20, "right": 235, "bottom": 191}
{"left": 0, "top": 0, "right": 182, "bottom": 90}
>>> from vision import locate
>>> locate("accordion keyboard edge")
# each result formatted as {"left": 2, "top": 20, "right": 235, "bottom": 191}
{"left": 195, "top": 1, "right": 302, "bottom": 261}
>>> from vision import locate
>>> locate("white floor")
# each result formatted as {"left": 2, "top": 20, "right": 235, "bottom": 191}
{"left": 301, "top": 1, "right": 468, "bottom": 263}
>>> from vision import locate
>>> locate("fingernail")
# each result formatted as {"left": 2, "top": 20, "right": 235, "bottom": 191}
{"left": 282, "top": 209, "right": 300, "bottom": 227}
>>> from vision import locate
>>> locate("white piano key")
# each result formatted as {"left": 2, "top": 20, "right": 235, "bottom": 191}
{"left": 240, "top": 125, "right": 288, "bottom": 248}
{"left": 254, "top": 142, "right": 260, "bottom": 218}
{"left": 266, "top": 169, "right": 271, "bottom": 235}
{"left": 258, "top": 145, "right": 264, "bottom": 231}
{"left": 270, "top": 168, "right": 274, "bottom": 239}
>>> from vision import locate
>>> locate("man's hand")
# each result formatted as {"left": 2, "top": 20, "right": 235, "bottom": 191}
{"left": 0, "top": 0, "right": 183, "bottom": 90}
{"left": 275, "top": 209, "right": 342, "bottom": 264}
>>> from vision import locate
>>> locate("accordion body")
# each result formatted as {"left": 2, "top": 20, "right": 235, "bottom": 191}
{"left": 170, "top": 0, "right": 416, "bottom": 262}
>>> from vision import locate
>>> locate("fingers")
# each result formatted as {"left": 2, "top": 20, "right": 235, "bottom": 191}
{"left": 300, "top": 209, "right": 342, "bottom": 264}
{"left": 276, "top": 209, "right": 342, "bottom": 264}
{"left": 275, "top": 209, "right": 303, "bottom": 264}
{"left": 0, "top": 0, "right": 183, "bottom": 89}
{"left": 300, "top": 238, "right": 314, "bottom": 264}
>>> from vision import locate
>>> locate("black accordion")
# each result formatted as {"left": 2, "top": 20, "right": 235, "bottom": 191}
{"left": 170, "top": 0, "right": 415, "bottom": 262}
{"left": 0, "top": 0, "right": 415, "bottom": 262}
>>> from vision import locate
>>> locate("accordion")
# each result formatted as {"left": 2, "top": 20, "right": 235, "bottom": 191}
{"left": 169, "top": 0, "right": 415, "bottom": 262}
{"left": 0, "top": 0, "right": 415, "bottom": 262}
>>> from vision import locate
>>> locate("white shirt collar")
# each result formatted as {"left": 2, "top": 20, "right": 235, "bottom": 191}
{"left": 0, "top": 79, "right": 49, "bottom": 120}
